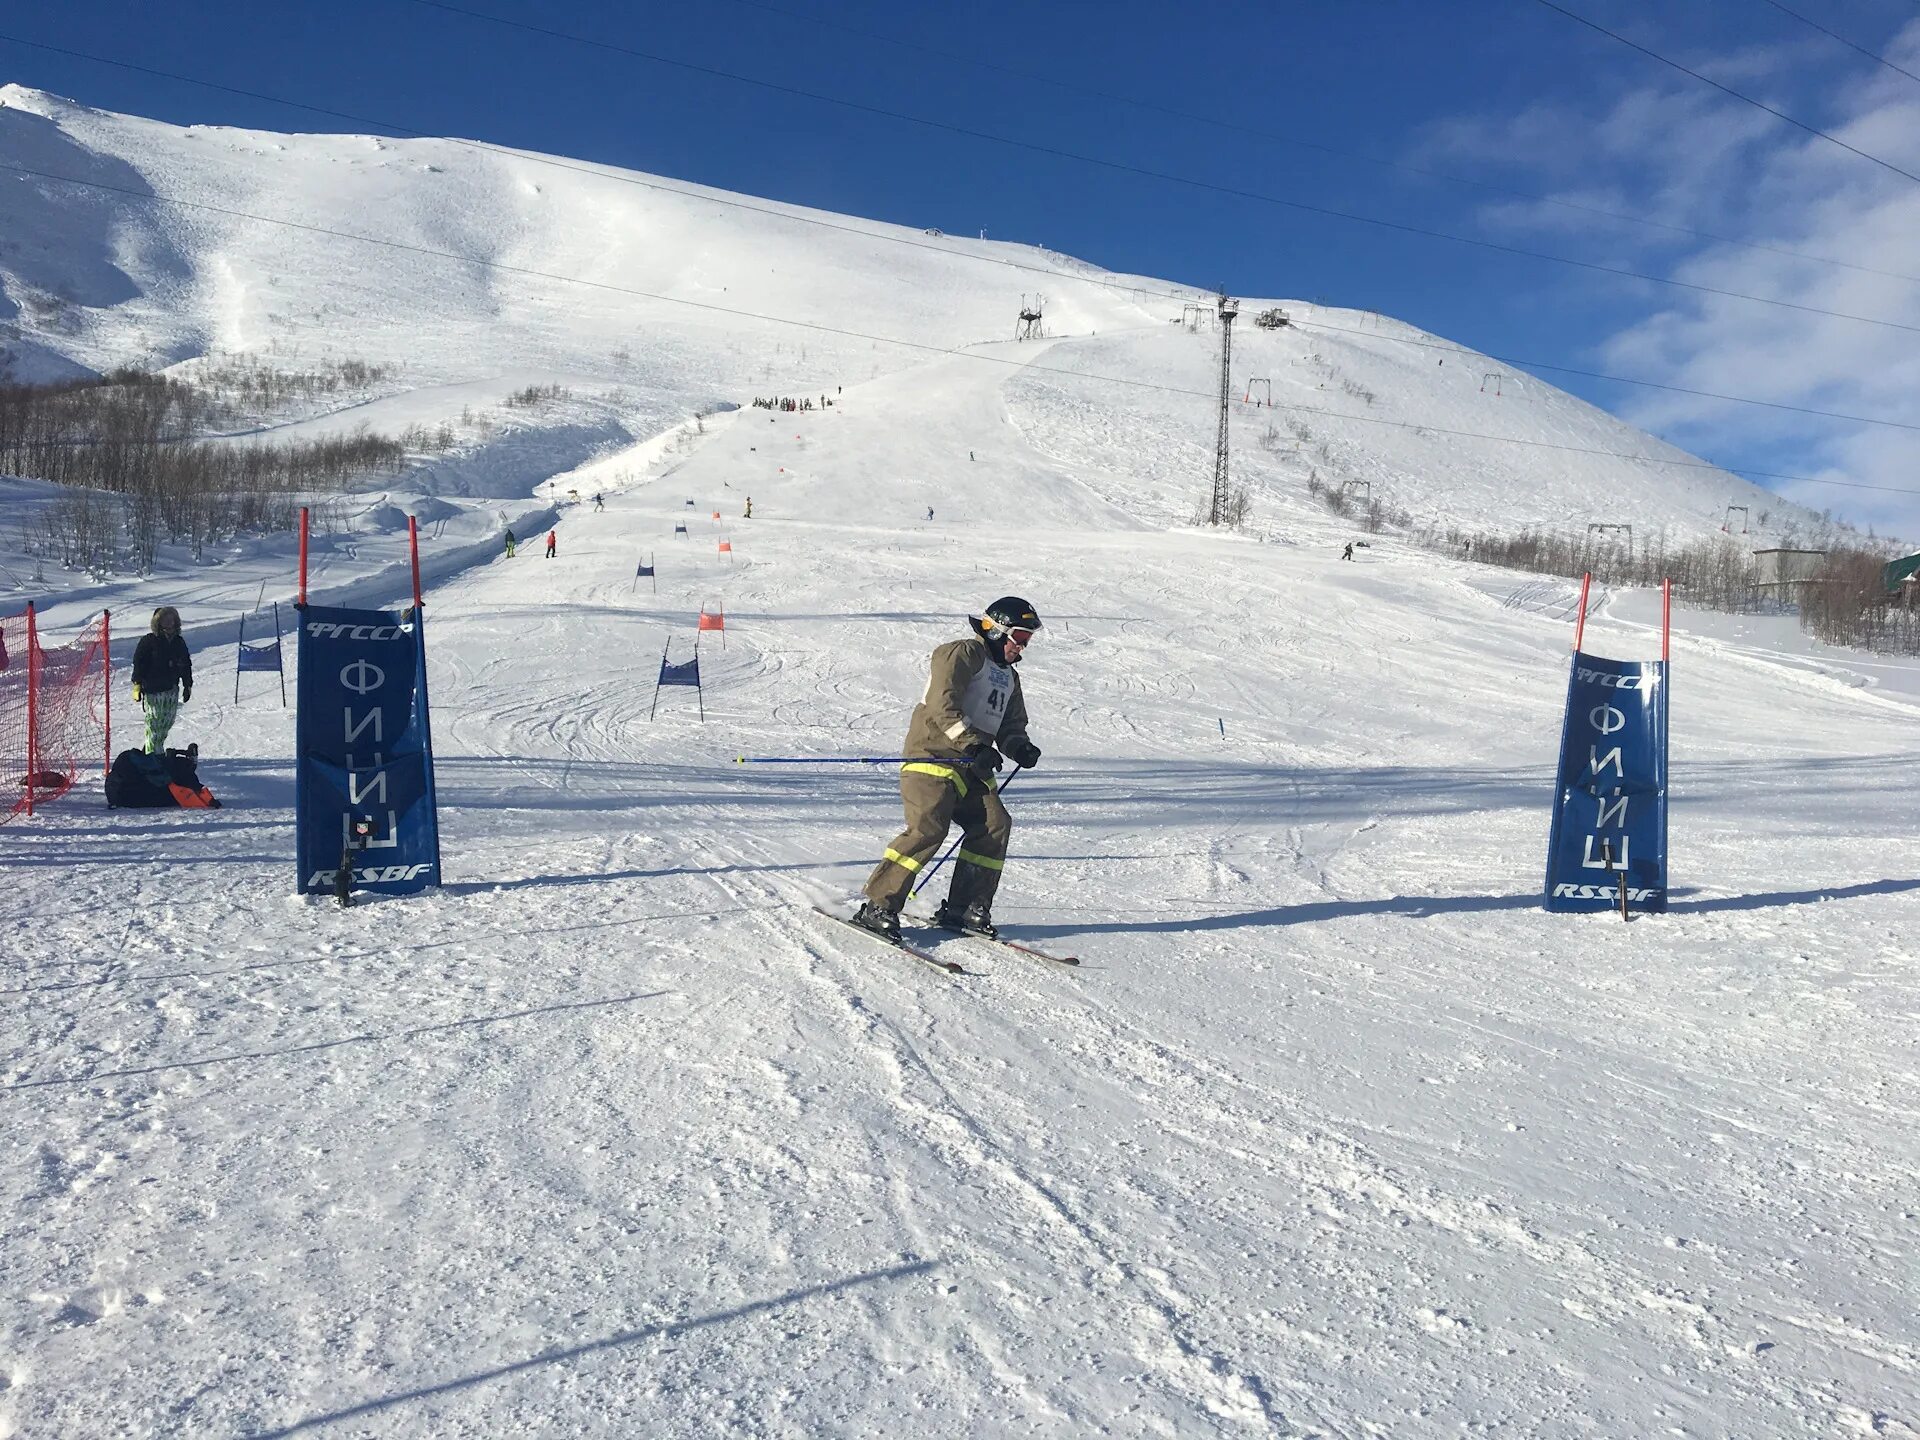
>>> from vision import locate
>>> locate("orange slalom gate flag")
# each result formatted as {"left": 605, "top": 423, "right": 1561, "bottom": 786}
{"left": 718, "top": 540, "right": 733, "bottom": 553}
{"left": 698, "top": 611, "right": 725, "bottom": 632}
{"left": 712, "top": 511, "right": 721, "bottom": 520}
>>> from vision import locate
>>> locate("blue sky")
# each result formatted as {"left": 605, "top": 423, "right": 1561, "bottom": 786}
{"left": 4, "top": 0, "right": 1919, "bottom": 530}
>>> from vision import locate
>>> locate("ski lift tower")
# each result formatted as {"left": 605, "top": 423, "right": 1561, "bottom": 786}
{"left": 1016, "top": 294, "right": 1044, "bottom": 341}
{"left": 1209, "top": 294, "right": 1240, "bottom": 525}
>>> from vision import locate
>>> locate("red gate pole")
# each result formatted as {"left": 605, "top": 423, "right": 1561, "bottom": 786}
{"left": 1662, "top": 578, "right": 1672, "bottom": 662}
{"left": 1573, "top": 572, "right": 1592, "bottom": 653}
{"left": 23, "top": 601, "right": 36, "bottom": 817}
{"left": 102, "top": 608, "right": 111, "bottom": 780}
{"left": 298, "top": 507, "right": 310, "bottom": 606}
{"left": 408, "top": 515, "right": 423, "bottom": 610}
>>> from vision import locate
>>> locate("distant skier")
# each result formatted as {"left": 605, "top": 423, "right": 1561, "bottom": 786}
{"left": 545, "top": 530, "right": 557, "bottom": 559}
{"left": 744, "top": 496, "right": 753, "bottom": 519}
{"left": 927, "top": 506, "right": 935, "bottom": 521}
{"left": 853, "top": 596, "right": 1044, "bottom": 942}
{"left": 1342, "top": 542, "right": 1354, "bottom": 561}
{"left": 504, "top": 528, "right": 517, "bottom": 559}
{"left": 594, "top": 492, "right": 605, "bottom": 512}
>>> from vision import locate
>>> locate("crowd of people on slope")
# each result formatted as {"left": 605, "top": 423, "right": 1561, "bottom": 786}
{"left": 750, "top": 395, "right": 835, "bottom": 412}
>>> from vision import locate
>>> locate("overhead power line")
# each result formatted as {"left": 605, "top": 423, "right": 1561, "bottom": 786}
{"left": 1759, "top": 0, "right": 1920, "bottom": 86}
{"left": 1532, "top": 0, "right": 1920, "bottom": 186}
{"left": 2, "top": 158, "right": 1907, "bottom": 497}
{"left": 390, "top": 0, "right": 1920, "bottom": 337}
{"left": 7, "top": 34, "right": 1916, "bottom": 436}
{"left": 709, "top": 0, "right": 1920, "bottom": 285}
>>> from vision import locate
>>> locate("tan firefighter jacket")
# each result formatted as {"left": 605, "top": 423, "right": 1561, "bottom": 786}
{"left": 901, "top": 636, "right": 1031, "bottom": 779}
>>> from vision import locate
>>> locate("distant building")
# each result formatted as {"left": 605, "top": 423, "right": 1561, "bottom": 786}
{"left": 1883, "top": 551, "right": 1920, "bottom": 595}
{"left": 1753, "top": 547, "right": 1827, "bottom": 594}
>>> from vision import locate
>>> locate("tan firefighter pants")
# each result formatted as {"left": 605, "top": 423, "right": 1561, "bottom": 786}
{"left": 863, "top": 762, "right": 1011, "bottom": 913}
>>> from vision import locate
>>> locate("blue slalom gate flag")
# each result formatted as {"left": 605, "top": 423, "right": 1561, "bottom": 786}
{"left": 235, "top": 601, "right": 288, "bottom": 706}
{"left": 235, "top": 640, "right": 282, "bottom": 672}
{"left": 650, "top": 643, "right": 703, "bottom": 721}
{"left": 1545, "top": 650, "right": 1669, "bottom": 913}
{"left": 294, "top": 603, "right": 442, "bottom": 897}
{"left": 636, "top": 560, "right": 655, "bottom": 577}
{"left": 674, "top": 523, "right": 688, "bottom": 536}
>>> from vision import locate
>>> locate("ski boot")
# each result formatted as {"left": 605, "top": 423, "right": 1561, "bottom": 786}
{"left": 932, "top": 899, "right": 997, "bottom": 940}
{"left": 851, "top": 900, "right": 903, "bottom": 943}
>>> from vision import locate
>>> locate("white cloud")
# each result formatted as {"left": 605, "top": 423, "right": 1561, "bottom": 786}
{"left": 1416, "top": 21, "right": 1920, "bottom": 539}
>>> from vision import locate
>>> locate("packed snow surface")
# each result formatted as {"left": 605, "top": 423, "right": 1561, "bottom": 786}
{"left": 1, "top": 88, "right": 1915, "bottom": 1438}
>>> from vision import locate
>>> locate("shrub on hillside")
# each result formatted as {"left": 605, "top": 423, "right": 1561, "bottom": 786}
{"left": 1, "top": 371, "right": 407, "bottom": 571}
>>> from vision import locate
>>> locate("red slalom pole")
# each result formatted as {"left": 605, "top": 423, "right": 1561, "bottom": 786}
{"left": 298, "top": 506, "right": 310, "bottom": 606}
{"left": 408, "top": 514, "right": 424, "bottom": 610}
{"left": 1662, "top": 578, "right": 1672, "bottom": 662}
{"left": 102, "top": 608, "right": 111, "bottom": 780}
{"left": 1573, "top": 572, "right": 1592, "bottom": 653}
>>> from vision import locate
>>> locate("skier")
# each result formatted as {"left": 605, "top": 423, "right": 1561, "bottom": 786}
{"left": 594, "top": 492, "right": 605, "bottom": 512}
{"left": 853, "top": 596, "right": 1044, "bottom": 942}
{"left": 1342, "top": 542, "right": 1354, "bottom": 561}
{"left": 926, "top": 506, "right": 935, "bottom": 521}
{"left": 131, "top": 606, "right": 193, "bottom": 754}
{"left": 545, "top": 530, "right": 557, "bottom": 559}
{"left": 504, "top": 528, "right": 517, "bottom": 559}
{"left": 744, "top": 496, "right": 754, "bottom": 519}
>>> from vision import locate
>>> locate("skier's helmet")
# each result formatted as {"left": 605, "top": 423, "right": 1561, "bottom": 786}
{"left": 976, "top": 596, "right": 1042, "bottom": 643}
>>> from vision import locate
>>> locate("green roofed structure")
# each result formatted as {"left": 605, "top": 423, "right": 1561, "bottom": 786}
{"left": 1883, "top": 552, "right": 1920, "bottom": 594}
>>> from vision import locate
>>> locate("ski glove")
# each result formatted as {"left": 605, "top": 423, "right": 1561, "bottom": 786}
{"left": 181, "top": 682, "right": 192, "bottom": 703}
{"left": 131, "top": 682, "right": 143, "bottom": 701}
{"left": 1005, "top": 738, "right": 1041, "bottom": 770}
{"left": 963, "top": 742, "right": 1003, "bottom": 776}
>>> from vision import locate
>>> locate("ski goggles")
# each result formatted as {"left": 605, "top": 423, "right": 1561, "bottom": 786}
{"left": 1004, "top": 627, "right": 1037, "bottom": 646}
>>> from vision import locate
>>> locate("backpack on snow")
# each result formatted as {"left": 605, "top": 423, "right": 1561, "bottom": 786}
{"left": 106, "top": 746, "right": 221, "bottom": 809}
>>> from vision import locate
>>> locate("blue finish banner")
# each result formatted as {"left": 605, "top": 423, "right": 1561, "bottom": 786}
{"left": 1545, "top": 651, "right": 1669, "bottom": 912}
{"left": 294, "top": 604, "right": 442, "bottom": 897}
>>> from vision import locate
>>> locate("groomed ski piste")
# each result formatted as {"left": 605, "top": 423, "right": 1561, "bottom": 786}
{"left": 2, "top": 88, "right": 1917, "bottom": 1438}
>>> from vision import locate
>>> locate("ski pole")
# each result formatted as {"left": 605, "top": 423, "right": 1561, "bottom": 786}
{"left": 912, "top": 768, "right": 1022, "bottom": 899}
{"left": 735, "top": 755, "right": 904, "bottom": 764}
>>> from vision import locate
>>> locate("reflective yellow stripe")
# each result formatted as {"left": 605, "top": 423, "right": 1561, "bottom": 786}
{"left": 957, "top": 848, "right": 1004, "bottom": 872}
{"left": 882, "top": 847, "right": 924, "bottom": 873}
{"left": 902, "top": 761, "right": 968, "bottom": 798}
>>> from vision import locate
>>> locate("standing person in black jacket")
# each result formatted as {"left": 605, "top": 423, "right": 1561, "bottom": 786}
{"left": 131, "top": 606, "right": 192, "bottom": 753}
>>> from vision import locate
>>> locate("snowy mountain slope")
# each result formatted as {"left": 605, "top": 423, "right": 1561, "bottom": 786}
{"left": 0, "top": 83, "right": 1826, "bottom": 553}
{"left": 3, "top": 89, "right": 1914, "bottom": 1439}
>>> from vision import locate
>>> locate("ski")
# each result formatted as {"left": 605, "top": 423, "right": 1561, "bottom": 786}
{"left": 811, "top": 907, "right": 965, "bottom": 974}
{"left": 905, "top": 916, "right": 1081, "bottom": 966}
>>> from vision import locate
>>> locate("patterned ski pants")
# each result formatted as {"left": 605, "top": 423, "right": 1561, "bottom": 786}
{"left": 142, "top": 692, "right": 180, "bottom": 753}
